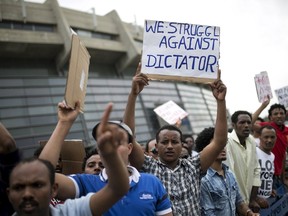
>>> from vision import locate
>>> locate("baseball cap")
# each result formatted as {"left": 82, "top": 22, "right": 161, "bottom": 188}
{"left": 92, "top": 120, "right": 133, "bottom": 143}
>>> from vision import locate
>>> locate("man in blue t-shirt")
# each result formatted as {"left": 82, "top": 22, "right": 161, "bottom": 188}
{"left": 39, "top": 101, "right": 172, "bottom": 216}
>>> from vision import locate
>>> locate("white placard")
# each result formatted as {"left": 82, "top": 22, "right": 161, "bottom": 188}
{"left": 275, "top": 86, "right": 288, "bottom": 108}
{"left": 153, "top": 100, "right": 188, "bottom": 125}
{"left": 254, "top": 71, "right": 273, "bottom": 102}
{"left": 141, "top": 20, "right": 220, "bottom": 83}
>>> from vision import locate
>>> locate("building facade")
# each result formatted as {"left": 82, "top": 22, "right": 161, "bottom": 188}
{"left": 0, "top": 0, "right": 230, "bottom": 157}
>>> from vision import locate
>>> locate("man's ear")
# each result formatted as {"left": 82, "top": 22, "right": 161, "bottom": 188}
{"left": 51, "top": 183, "right": 59, "bottom": 198}
{"left": 127, "top": 142, "right": 133, "bottom": 152}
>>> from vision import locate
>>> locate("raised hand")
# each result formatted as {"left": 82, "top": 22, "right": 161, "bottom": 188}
{"left": 57, "top": 100, "right": 80, "bottom": 123}
{"left": 131, "top": 62, "right": 149, "bottom": 96}
{"left": 96, "top": 103, "right": 127, "bottom": 156}
{"left": 210, "top": 77, "right": 227, "bottom": 101}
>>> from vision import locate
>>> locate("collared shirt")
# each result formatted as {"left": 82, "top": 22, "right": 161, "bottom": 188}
{"left": 260, "top": 122, "right": 288, "bottom": 176}
{"left": 200, "top": 164, "right": 243, "bottom": 216}
{"left": 224, "top": 130, "right": 261, "bottom": 203}
{"left": 142, "top": 153, "right": 201, "bottom": 216}
{"left": 70, "top": 166, "right": 172, "bottom": 216}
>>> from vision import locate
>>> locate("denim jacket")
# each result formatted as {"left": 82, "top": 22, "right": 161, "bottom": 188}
{"left": 200, "top": 163, "right": 243, "bottom": 216}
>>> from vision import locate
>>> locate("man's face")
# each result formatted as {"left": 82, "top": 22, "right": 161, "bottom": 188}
{"left": 113, "top": 127, "right": 131, "bottom": 166}
{"left": 259, "top": 128, "right": 276, "bottom": 153}
{"left": 156, "top": 129, "right": 182, "bottom": 165}
{"left": 55, "top": 157, "right": 63, "bottom": 173}
{"left": 270, "top": 108, "right": 286, "bottom": 126}
{"left": 216, "top": 148, "right": 227, "bottom": 161}
{"left": 7, "top": 161, "right": 56, "bottom": 216}
{"left": 233, "top": 114, "right": 252, "bottom": 139}
{"left": 185, "top": 137, "right": 194, "bottom": 151}
{"left": 84, "top": 154, "right": 104, "bottom": 175}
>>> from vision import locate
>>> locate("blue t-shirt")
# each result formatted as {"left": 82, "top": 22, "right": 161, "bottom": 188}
{"left": 70, "top": 166, "right": 172, "bottom": 216}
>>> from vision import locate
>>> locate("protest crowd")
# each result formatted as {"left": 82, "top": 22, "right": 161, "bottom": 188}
{"left": 1, "top": 61, "right": 288, "bottom": 216}
{"left": 0, "top": 7, "right": 287, "bottom": 215}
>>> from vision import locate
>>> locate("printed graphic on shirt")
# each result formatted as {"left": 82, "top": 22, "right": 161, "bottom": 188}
{"left": 139, "top": 193, "right": 154, "bottom": 200}
{"left": 258, "top": 158, "right": 274, "bottom": 198}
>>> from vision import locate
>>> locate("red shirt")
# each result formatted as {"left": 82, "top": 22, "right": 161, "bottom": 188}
{"left": 260, "top": 122, "right": 288, "bottom": 175}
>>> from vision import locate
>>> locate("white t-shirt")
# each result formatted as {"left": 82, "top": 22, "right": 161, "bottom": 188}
{"left": 13, "top": 193, "right": 93, "bottom": 216}
{"left": 256, "top": 147, "right": 275, "bottom": 198}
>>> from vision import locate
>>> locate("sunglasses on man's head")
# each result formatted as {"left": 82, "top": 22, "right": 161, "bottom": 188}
{"left": 150, "top": 147, "right": 158, "bottom": 155}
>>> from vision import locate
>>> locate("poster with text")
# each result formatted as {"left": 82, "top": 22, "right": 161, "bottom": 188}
{"left": 141, "top": 20, "right": 220, "bottom": 83}
{"left": 254, "top": 71, "right": 273, "bottom": 103}
{"left": 153, "top": 100, "right": 188, "bottom": 125}
{"left": 275, "top": 86, "right": 288, "bottom": 108}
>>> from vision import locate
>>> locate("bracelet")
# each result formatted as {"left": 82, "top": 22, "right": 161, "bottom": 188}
{"left": 246, "top": 209, "right": 252, "bottom": 216}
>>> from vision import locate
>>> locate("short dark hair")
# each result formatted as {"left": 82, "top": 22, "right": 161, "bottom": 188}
{"left": 259, "top": 125, "right": 276, "bottom": 134}
{"left": 10, "top": 157, "right": 55, "bottom": 185}
{"left": 231, "top": 110, "right": 252, "bottom": 124}
{"left": 268, "top": 103, "right": 287, "bottom": 117}
{"left": 256, "top": 117, "right": 265, "bottom": 122}
{"left": 182, "top": 134, "right": 195, "bottom": 143}
{"left": 155, "top": 124, "right": 182, "bottom": 143}
{"left": 82, "top": 148, "right": 99, "bottom": 171}
{"left": 195, "top": 127, "right": 215, "bottom": 152}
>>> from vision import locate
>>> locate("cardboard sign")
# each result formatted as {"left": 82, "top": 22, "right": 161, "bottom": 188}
{"left": 254, "top": 71, "right": 273, "bottom": 103}
{"left": 141, "top": 20, "right": 220, "bottom": 83}
{"left": 65, "top": 34, "right": 90, "bottom": 113}
{"left": 153, "top": 100, "right": 188, "bottom": 125}
{"left": 275, "top": 86, "right": 288, "bottom": 108}
{"left": 39, "top": 139, "right": 85, "bottom": 175}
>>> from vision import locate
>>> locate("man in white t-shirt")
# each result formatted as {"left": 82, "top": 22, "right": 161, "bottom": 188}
{"left": 256, "top": 125, "right": 276, "bottom": 206}
{"left": 7, "top": 102, "right": 130, "bottom": 216}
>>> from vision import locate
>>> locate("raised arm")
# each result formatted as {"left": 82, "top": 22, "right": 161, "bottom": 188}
{"left": 0, "top": 123, "right": 17, "bottom": 154}
{"left": 89, "top": 103, "right": 129, "bottom": 216}
{"left": 252, "top": 98, "right": 270, "bottom": 130}
{"left": 39, "top": 101, "right": 80, "bottom": 167}
{"left": 0, "top": 123, "right": 20, "bottom": 216}
{"left": 39, "top": 101, "right": 81, "bottom": 200}
{"left": 123, "top": 62, "right": 149, "bottom": 170}
{"left": 199, "top": 77, "right": 227, "bottom": 172}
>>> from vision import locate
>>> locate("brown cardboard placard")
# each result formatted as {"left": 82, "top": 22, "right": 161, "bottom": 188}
{"left": 65, "top": 34, "right": 90, "bottom": 113}
{"left": 39, "top": 139, "right": 86, "bottom": 175}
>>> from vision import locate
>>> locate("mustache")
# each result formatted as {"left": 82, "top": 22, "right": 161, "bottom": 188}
{"left": 19, "top": 200, "right": 38, "bottom": 209}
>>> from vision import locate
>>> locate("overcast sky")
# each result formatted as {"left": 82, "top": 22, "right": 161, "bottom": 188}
{"left": 29, "top": 0, "right": 288, "bottom": 117}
